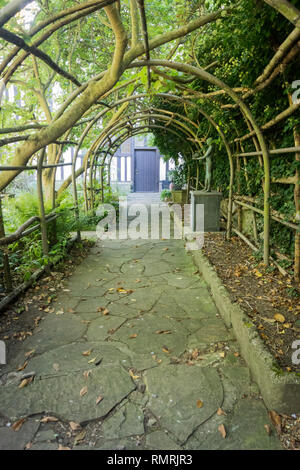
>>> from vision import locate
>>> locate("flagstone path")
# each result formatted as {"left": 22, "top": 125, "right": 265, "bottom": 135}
{"left": 0, "top": 195, "right": 282, "bottom": 450}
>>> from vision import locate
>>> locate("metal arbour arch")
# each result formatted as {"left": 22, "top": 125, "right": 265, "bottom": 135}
{"left": 84, "top": 113, "right": 198, "bottom": 209}
{"left": 68, "top": 87, "right": 226, "bottom": 190}
{"left": 75, "top": 93, "right": 234, "bottom": 238}
{"left": 66, "top": 58, "right": 270, "bottom": 263}
{"left": 92, "top": 123, "right": 195, "bottom": 208}
{"left": 70, "top": 92, "right": 198, "bottom": 222}
{"left": 94, "top": 117, "right": 232, "bottom": 235}
{"left": 80, "top": 107, "right": 203, "bottom": 208}
{"left": 126, "top": 60, "right": 270, "bottom": 265}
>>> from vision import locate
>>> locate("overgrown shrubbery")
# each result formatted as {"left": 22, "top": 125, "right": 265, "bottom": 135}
{"left": 1, "top": 186, "right": 120, "bottom": 284}
{"left": 150, "top": 0, "right": 300, "bottom": 260}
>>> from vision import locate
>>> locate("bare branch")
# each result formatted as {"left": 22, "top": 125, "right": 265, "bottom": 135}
{"left": 0, "top": 27, "right": 81, "bottom": 86}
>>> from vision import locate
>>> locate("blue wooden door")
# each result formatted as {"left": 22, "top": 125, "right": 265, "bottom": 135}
{"left": 134, "top": 149, "right": 159, "bottom": 192}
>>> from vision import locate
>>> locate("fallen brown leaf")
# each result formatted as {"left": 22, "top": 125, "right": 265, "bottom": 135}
{"left": 83, "top": 370, "right": 91, "bottom": 380}
{"left": 196, "top": 400, "right": 203, "bottom": 409}
{"left": 12, "top": 418, "right": 26, "bottom": 432}
{"left": 40, "top": 416, "right": 58, "bottom": 423}
{"left": 69, "top": 421, "right": 81, "bottom": 431}
{"left": 25, "top": 349, "right": 35, "bottom": 358}
{"left": 217, "top": 408, "right": 227, "bottom": 416}
{"left": 19, "top": 376, "right": 34, "bottom": 389}
{"left": 218, "top": 424, "right": 226, "bottom": 438}
{"left": 80, "top": 386, "right": 88, "bottom": 397}
{"left": 264, "top": 424, "right": 272, "bottom": 435}
{"left": 129, "top": 369, "right": 140, "bottom": 380}
{"left": 96, "top": 395, "right": 104, "bottom": 405}
{"left": 17, "top": 361, "right": 28, "bottom": 372}
{"left": 82, "top": 350, "right": 92, "bottom": 356}
{"left": 268, "top": 410, "right": 282, "bottom": 433}
{"left": 191, "top": 349, "right": 199, "bottom": 359}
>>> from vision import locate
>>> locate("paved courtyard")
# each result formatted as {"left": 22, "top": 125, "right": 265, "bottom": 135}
{"left": 0, "top": 194, "right": 282, "bottom": 450}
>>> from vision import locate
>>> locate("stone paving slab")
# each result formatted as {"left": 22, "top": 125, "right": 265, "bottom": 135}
{"left": 0, "top": 365, "right": 135, "bottom": 423}
{"left": 144, "top": 365, "right": 223, "bottom": 443}
{"left": 0, "top": 222, "right": 282, "bottom": 450}
{"left": 0, "top": 418, "right": 39, "bottom": 450}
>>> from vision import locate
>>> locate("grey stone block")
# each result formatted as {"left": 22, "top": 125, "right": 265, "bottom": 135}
{"left": 191, "top": 191, "right": 222, "bottom": 232}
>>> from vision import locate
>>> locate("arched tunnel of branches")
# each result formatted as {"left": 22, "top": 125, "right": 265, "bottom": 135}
{"left": 0, "top": 0, "right": 300, "bottom": 306}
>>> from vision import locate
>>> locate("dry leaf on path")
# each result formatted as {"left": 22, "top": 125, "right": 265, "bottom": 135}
{"left": 191, "top": 349, "right": 199, "bottom": 359}
{"left": 129, "top": 369, "right": 140, "bottom": 380}
{"left": 268, "top": 410, "right": 282, "bottom": 432}
{"left": 264, "top": 424, "right": 271, "bottom": 435}
{"left": 69, "top": 421, "right": 81, "bottom": 431}
{"left": 25, "top": 349, "right": 35, "bottom": 358}
{"left": 196, "top": 400, "right": 203, "bottom": 409}
{"left": 19, "top": 376, "right": 34, "bottom": 389}
{"left": 12, "top": 418, "right": 26, "bottom": 431}
{"left": 82, "top": 350, "right": 92, "bottom": 356}
{"left": 80, "top": 386, "right": 88, "bottom": 397}
{"left": 96, "top": 395, "right": 104, "bottom": 405}
{"left": 40, "top": 416, "right": 58, "bottom": 423}
{"left": 130, "top": 334, "right": 138, "bottom": 339}
{"left": 218, "top": 424, "right": 227, "bottom": 438}
{"left": 17, "top": 361, "right": 28, "bottom": 371}
{"left": 58, "top": 444, "right": 71, "bottom": 450}
{"left": 217, "top": 408, "right": 227, "bottom": 416}
{"left": 83, "top": 370, "right": 91, "bottom": 380}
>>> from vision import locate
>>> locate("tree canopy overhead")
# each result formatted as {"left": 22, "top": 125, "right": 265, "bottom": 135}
{"left": 0, "top": 0, "right": 300, "bottom": 271}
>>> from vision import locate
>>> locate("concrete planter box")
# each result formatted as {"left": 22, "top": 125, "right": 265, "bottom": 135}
{"left": 171, "top": 190, "right": 187, "bottom": 204}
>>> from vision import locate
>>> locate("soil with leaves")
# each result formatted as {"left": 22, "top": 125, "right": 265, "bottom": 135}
{"left": 202, "top": 232, "right": 300, "bottom": 449}
{"left": 202, "top": 233, "right": 300, "bottom": 372}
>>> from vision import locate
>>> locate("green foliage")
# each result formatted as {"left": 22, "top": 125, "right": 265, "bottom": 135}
{"left": 3, "top": 192, "right": 51, "bottom": 233}
{"left": 160, "top": 189, "right": 172, "bottom": 201}
{"left": 169, "top": 165, "right": 186, "bottom": 189}
{"left": 149, "top": 0, "right": 299, "bottom": 258}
